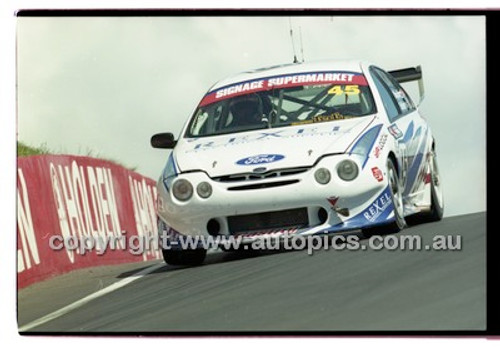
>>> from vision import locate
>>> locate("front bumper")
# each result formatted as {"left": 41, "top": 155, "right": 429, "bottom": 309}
{"left": 157, "top": 154, "right": 395, "bottom": 240}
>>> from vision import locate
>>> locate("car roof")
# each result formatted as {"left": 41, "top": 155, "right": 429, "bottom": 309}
{"left": 208, "top": 60, "right": 369, "bottom": 92}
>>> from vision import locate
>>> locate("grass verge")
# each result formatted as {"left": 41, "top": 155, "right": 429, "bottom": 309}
{"left": 17, "top": 141, "right": 137, "bottom": 171}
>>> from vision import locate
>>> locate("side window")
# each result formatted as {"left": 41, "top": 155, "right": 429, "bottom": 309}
{"left": 371, "top": 69, "right": 399, "bottom": 121}
{"left": 375, "top": 68, "right": 415, "bottom": 115}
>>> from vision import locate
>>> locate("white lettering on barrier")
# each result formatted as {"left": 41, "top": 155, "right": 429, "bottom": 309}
{"left": 51, "top": 163, "right": 74, "bottom": 262}
{"left": 129, "top": 176, "right": 160, "bottom": 261}
{"left": 60, "top": 163, "right": 83, "bottom": 244}
{"left": 87, "top": 166, "right": 105, "bottom": 239}
{"left": 105, "top": 169, "right": 121, "bottom": 241}
{"left": 50, "top": 161, "right": 124, "bottom": 262}
{"left": 17, "top": 168, "right": 40, "bottom": 273}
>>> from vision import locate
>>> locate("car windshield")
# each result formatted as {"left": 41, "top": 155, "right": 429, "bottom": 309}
{"left": 186, "top": 71, "right": 376, "bottom": 138}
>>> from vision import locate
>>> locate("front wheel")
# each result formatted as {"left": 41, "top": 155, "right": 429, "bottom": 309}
{"left": 162, "top": 248, "right": 207, "bottom": 266}
{"left": 409, "top": 150, "right": 444, "bottom": 224}
{"left": 362, "top": 158, "right": 406, "bottom": 237}
{"left": 428, "top": 150, "right": 444, "bottom": 221}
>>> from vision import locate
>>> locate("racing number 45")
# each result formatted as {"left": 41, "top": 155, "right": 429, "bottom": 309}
{"left": 328, "top": 85, "right": 361, "bottom": 95}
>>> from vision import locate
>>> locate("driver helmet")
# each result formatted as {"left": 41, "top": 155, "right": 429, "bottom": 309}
{"left": 229, "top": 94, "right": 263, "bottom": 126}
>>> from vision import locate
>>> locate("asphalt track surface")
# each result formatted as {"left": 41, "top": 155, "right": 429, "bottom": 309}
{"left": 19, "top": 212, "right": 486, "bottom": 333}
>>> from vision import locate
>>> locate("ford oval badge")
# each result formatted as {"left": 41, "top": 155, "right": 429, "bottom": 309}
{"left": 236, "top": 154, "right": 285, "bottom": 166}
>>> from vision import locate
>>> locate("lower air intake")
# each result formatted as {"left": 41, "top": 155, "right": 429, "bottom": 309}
{"left": 227, "top": 208, "right": 309, "bottom": 234}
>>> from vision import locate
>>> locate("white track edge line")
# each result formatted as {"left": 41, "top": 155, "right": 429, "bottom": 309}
{"left": 18, "top": 262, "right": 165, "bottom": 332}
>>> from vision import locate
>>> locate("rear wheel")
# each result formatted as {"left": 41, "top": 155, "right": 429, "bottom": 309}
{"left": 362, "top": 158, "right": 406, "bottom": 237}
{"left": 162, "top": 248, "right": 206, "bottom": 266}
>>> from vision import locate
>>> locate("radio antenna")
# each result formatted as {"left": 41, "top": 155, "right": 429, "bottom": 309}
{"left": 289, "top": 18, "right": 298, "bottom": 63}
{"left": 299, "top": 26, "right": 304, "bottom": 62}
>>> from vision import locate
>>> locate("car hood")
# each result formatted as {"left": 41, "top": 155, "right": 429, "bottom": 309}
{"left": 174, "top": 115, "right": 376, "bottom": 177}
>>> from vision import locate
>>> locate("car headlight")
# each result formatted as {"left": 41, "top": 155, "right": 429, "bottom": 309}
{"left": 172, "top": 179, "right": 193, "bottom": 201}
{"left": 196, "top": 181, "right": 212, "bottom": 199}
{"left": 314, "top": 168, "right": 331, "bottom": 184}
{"left": 337, "top": 160, "right": 359, "bottom": 181}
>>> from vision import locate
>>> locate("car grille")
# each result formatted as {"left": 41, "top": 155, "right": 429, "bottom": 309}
{"left": 227, "top": 180, "right": 299, "bottom": 191}
{"left": 213, "top": 167, "right": 309, "bottom": 183}
{"left": 227, "top": 208, "right": 309, "bottom": 234}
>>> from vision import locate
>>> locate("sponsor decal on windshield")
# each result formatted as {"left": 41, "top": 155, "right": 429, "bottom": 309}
{"left": 199, "top": 71, "right": 368, "bottom": 107}
{"left": 291, "top": 112, "right": 352, "bottom": 126}
{"left": 236, "top": 154, "right": 285, "bottom": 166}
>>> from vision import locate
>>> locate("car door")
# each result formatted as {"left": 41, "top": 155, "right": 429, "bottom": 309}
{"left": 370, "top": 66, "right": 429, "bottom": 198}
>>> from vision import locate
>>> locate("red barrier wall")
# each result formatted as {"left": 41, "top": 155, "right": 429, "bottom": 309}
{"left": 17, "top": 155, "right": 161, "bottom": 289}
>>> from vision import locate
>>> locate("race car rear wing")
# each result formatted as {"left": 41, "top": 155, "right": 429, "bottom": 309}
{"left": 388, "top": 65, "right": 425, "bottom": 105}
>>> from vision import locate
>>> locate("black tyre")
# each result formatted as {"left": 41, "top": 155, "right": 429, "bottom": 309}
{"left": 427, "top": 150, "right": 444, "bottom": 221}
{"left": 162, "top": 248, "right": 206, "bottom": 266}
{"left": 362, "top": 158, "right": 406, "bottom": 237}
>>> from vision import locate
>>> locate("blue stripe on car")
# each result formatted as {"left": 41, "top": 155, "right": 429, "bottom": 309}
{"left": 326, "top": 185, "right": 395, "bottom": 232}
{"left": 403, "top": 127, "right": 428, "bottom": 197}
{"left": 162, "top": 152, "right": 178, "bottom": 191}
{"left": 401, "top": 121, "right": 414, "bottom": 144}
{"left": 349, "top": 124, "right": 383, "bottom": 169}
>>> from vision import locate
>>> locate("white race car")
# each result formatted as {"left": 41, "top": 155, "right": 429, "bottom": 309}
{"left": 151, "top": 60, "right": 444, "bottom": 265}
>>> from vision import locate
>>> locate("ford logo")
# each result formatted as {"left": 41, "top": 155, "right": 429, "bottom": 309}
{"left": 236, "top": 154, "right": 285, "bottom": 166}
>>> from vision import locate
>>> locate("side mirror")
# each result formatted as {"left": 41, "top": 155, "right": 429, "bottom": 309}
{"left": 151, "top": 133, "right": 177, "bottom": 149}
